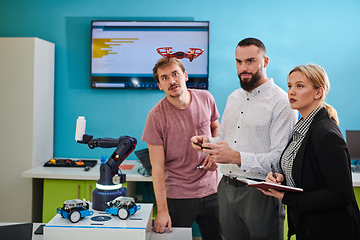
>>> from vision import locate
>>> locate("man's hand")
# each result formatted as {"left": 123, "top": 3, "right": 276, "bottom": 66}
{"left": 201, "top": 155, "right": 218, "bottom": 171}
{"left": 153, "top": 211, "right": 172, "bottom": 233}
{"left": 191, "top": 135, "right": 210, "bottom": 151}
{"left": 202, "top": 141, "right": 241, "bottom": 165}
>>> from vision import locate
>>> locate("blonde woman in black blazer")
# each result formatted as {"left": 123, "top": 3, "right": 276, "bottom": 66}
{"left": 260, "top": 64, "right": 360, "bottom": 240}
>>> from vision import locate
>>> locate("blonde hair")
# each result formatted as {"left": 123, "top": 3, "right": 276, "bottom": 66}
{"left": 288, "top": 64, "right": 339, "bottom": 125}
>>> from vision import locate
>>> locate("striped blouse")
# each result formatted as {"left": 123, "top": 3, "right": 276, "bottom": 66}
{"left": 281, "top": 107, "right": 322, "bottom": 187}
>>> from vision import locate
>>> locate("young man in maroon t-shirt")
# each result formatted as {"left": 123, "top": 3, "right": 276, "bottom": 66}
{"left": 142, "top": 58, "right": 223, "bottom": 240}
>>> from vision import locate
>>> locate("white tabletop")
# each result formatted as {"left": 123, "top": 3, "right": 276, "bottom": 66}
{"left": 22, "top": 159, "right": 360, "bottom": 186}
{"left": 352, "top": 172, "right": 360, "bottom": 187}
{"left": 22, "top": 159, "right": 152, "bottom": 182}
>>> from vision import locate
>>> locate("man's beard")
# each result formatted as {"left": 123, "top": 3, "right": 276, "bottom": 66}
{"left": 169, "top": 83, "right": 183, "bottom": 98}
{"left": 238, "top": 68, "right": 262, "bottom": 92}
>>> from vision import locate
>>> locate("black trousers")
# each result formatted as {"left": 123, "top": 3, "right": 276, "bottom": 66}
{"left": 167, "top": 193, "right": 224, "bottom": 240}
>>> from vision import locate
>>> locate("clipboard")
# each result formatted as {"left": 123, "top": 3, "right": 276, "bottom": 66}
{"left": 236, "top": 178, "right": 303, "bottom": 192}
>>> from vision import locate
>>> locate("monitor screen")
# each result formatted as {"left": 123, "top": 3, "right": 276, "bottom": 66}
{"left": 346, "top": 130, "right": 360, "bottom": 160}
{"left": 90, "top": 21, "right": 209, "bottom": 89}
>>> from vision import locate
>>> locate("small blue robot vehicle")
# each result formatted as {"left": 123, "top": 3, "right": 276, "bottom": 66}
{"left": 105, "top": 196, "right": 141, "bottom": 220}
{"left": 57, "top": 199, "right": 94, "bottom": 223}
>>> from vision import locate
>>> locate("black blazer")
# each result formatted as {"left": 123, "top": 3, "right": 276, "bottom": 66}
{"left": 281, "top": 108, "right": 360, "bottom": 239}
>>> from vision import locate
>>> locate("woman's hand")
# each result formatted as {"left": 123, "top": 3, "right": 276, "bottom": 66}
{"left": 258, "top": 187, "right": 285, "bottom": 200}
{"left": 265, "top": 171, "right": 284, "bottom": 184}
{"left": 258, "top": 172, "right": 285, "bottom": 200}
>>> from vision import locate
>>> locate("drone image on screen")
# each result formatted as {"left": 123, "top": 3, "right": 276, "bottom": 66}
{"left": 157, "top": 47, "right": 204, "bottom": 62}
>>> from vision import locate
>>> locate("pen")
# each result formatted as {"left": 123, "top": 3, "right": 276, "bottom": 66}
{"left": 271, "top": 163, "right": 278, "bottom": 183}
{"left": 197, "top": 165, "right": 205, "bottom": 169}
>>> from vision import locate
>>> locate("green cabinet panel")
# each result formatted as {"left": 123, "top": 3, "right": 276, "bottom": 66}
{"left": 353, "top": 187, "right": 360, "bottom": 208}
{"left": 284, "top": 209, "right": 296, "bottom": 240}
{"left": 84, "top": 181, "right": 97, "bottom": 202}
{"left": 42, "top": 179, "right": 96, "bottom": 223}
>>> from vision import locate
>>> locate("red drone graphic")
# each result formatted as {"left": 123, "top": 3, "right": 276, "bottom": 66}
{"left": 157, "top": 47, "right": 204, "bottom": 62}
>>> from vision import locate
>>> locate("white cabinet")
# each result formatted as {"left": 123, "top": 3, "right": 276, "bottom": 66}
{"left": 0, "top": 37, "right": 54, "bottom": 222}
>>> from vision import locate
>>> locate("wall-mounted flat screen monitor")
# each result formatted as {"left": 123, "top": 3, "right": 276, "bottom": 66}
{"left": 91, "top": 21, "right": 209, "bottom": 89}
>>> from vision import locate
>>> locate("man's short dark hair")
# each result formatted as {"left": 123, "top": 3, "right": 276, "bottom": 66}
{"left": 237, "top": 38, "right": 266, "bottom": 55}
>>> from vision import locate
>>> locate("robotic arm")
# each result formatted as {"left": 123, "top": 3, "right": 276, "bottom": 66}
{"left": 79, "top": 134, "right": 137, "bottom": 185}
{"left": 78, "top": 134, "right": 137, "bottom": 210}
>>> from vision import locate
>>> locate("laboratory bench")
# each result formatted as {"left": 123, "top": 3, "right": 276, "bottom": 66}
{"left": 22, "top": 159, "right": 150, "bottom": 182}
{"left": 22, "top": 159, "right": 152, "bottom": 223}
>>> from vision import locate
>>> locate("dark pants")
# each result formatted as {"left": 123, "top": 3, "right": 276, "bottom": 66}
{"left": 167, "top": 193, "right": 224, "bottom": 240}
{"left": 218, "top": 176, "right": 285, "bottom": 240}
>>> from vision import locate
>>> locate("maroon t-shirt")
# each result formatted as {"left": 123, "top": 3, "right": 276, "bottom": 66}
{"left": 142, "top": 89, "right": 220, "bottom": 198}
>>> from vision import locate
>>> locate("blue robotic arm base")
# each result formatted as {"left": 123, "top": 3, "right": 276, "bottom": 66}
{"left": 92, "top": 187, "right": 127, "bottom": 211}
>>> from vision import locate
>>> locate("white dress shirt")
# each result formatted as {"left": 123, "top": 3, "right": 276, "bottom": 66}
{"left": 212, "top": 79, "right": 298, "bottom": 180}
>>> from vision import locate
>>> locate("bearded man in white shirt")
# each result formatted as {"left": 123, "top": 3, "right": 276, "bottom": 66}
{"left": 191, "top": 38, "right": 298, "bottom": 240}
